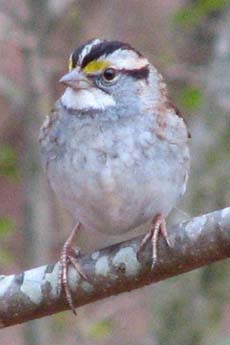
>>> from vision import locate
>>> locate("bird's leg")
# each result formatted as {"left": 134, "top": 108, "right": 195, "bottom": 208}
{"left": 58, "top": 222, "right": 88, "bottom": 314}
{"left": 138, "top": 214, "right": 172, "bottom": 269}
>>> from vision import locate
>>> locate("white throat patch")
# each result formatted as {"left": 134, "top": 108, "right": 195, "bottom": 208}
{"left": 61, "top": 87, "right": 116, "bottom": 111}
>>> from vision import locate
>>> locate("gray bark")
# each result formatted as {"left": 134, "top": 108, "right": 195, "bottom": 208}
{"left": 0, "top": 207, "right": 229, "bottom": 328}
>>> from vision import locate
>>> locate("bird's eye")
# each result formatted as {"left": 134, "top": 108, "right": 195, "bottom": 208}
{"left": 102, "top": 68, "right": 117, "bottom": 82}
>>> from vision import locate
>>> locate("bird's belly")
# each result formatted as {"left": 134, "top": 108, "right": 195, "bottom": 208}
{"left": 49, "top": 142, "right": 188, "bottom": 235}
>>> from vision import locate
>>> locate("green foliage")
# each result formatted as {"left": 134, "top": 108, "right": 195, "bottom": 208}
{"left": 87, "top": 318, "right": 112, "bottom": 340}
{"left": 173, "top": 0, "right": 227, "bottom": 28}
{"left": 152, "top": 263, "right": 230, "bottom": 345}
{"left": 0, "top": 217, "right": 15, "bottom": 265}
{"left": 52, "top": 313, "right": 68, "bottom": 333}
{"left": 179, "top": 86, "right": 203, "bottom": 111}
{"left": 152, "top": 275, "right": 204, "bottom": 345}
{"left": 0, "top": 247, "right": 14, "bottom": 265}
{"left": 0, "top": 145, "right": 19, "bottom": 180}
{"left": 0, "top": 216, "right": 15, "bottom": 237}
{"left": 217, "top": 338, "right": 230, "bottom": 345}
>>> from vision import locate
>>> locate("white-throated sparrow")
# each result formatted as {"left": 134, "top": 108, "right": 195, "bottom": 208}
{"left": 39, "top": 39, "right": 190, "bottom": 313}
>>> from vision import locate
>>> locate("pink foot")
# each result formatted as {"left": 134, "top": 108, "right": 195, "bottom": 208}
{"left": 57, "top": 223, "right": 88, "bottom": 314}
{"left": 138, "top": 214, "right": 172, "bottom": 269}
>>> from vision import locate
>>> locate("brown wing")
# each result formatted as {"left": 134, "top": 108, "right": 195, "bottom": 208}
{"left": 157, "top": 77, "right": 191, "bottom": 139}
{"left": 165, "top": 98, "right": 191, "bottom": 138}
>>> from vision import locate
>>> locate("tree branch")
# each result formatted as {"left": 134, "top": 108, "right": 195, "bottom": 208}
{"left": 0, "top": 207, "right": 229, "bottom": 328}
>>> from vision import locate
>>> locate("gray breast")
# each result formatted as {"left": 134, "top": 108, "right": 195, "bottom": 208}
{"left": 40, "top": 103, "right": 190, "bottom": 235}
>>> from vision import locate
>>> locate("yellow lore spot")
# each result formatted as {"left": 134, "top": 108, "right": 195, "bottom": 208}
{"left": 68, "top": 54, "right": 73, "bottom": 72}
{"left": 83, "top": 60, "right": 109, "bottom": 74}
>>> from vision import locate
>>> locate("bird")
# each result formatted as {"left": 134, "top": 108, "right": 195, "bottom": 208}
{"left": 39, "top": 38, "right": 190, "bottom": 313}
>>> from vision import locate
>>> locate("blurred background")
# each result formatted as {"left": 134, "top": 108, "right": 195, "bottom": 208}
{"left": 0, "top": 0, "right": 230, "bottom": 344}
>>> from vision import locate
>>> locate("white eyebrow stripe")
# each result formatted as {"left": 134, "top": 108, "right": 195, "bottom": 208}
{"left": 98, "top": 49, "right": 149, "bottom": 70}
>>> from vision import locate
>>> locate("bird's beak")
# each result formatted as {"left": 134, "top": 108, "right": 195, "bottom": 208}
{"left": 59, "top": 69, "right": 90, "bottom": 89}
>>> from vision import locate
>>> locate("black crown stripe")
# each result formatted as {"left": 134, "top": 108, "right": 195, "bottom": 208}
{"left": 72, "top": 40, "right": 142, "bottom": 69}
